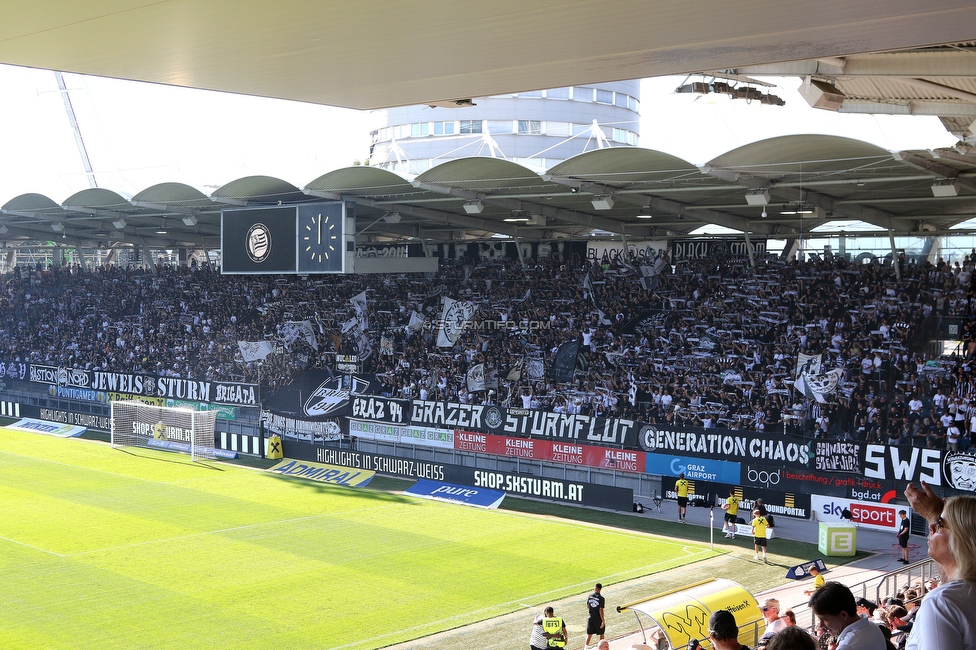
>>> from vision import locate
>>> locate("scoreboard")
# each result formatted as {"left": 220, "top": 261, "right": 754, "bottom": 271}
{"left": 221, "top": 202, "right": 353, "bottom": 274}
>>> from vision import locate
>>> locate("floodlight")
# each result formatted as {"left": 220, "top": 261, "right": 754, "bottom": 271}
{"left": 51, "top": 222, "right": 65, "bottom": 232}
{"left": 591, "top": 195, "right": 614, "bottom": 210}
{"left": 181, "top": 215, "right": 198, "bottom": 226}
{"left": 112, "top": 218, "right": 127, "bottom": 229}
{"left": 745, "top": 188, "right": 770, "bottom": 205}
{"left": 383, "top": 211, "right": 401, "bottom": 224}
{"left": 463, "top": 200, "right": 484, "bottom": 214}
{"left": 931, "top": 179, "right": 959, "bottom": 197}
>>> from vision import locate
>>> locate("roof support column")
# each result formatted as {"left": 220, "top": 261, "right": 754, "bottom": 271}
{"left": 781, "top": 237, "right": 800, "bottom": 261}
{"left": 744, "top": 231, "right": 755, "bottom": 269}
{"left": 513, "top": 226, "right": 526, "bottom": 268}
{"left": 140, "top": 245, "right": 157, "bottom": 273}
{"left": 888, "top": 230, "right": 901, "bottom": 281}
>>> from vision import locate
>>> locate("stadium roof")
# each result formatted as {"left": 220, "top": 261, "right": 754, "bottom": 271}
{"left": 0, "top": 2, "right": 973, "bottom": 115}
{"left": 3, "top": 135, "right": 975, "bottom": 250}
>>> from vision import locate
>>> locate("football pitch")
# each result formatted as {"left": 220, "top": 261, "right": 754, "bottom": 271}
{"left": 0, "top": 428, "right": 719, "bottom": 649}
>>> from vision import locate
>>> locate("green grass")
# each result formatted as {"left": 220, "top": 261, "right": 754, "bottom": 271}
{"left": 0, "top": 428, "right": 721, "bottom": 650}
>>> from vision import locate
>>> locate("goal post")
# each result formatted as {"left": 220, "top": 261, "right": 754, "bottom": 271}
{"left": 111, "top": 400, "right": 217, "bottom": 461}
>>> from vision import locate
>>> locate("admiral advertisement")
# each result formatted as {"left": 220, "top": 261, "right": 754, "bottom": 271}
{"left": 27, "top": 364, "right": 258, "bottom": 406}
{"left": 453, "top": 431, "right": 646, "bottom": 472}
{"left": 281, "top": 441, "right": 634, "bottom": 510}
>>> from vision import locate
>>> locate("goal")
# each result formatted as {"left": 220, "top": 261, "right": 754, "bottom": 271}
{"left": 111, "top": 401, "right": 217, "bottom": 461}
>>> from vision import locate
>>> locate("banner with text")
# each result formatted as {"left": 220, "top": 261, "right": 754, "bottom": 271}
{"left": 280, "top": 441, "right": 634, "bottom": 510}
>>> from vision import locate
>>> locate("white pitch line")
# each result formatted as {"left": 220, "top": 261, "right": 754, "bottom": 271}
{"left": 0, "top": 535, "right": 65, "bottom": 557}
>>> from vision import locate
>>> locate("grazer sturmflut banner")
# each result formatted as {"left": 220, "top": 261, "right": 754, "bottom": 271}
{"left": 26, "top": 364, "right": 258, "bottom": 406}
{"left": 408, "top": 400, "right": 640, "bottom": 447}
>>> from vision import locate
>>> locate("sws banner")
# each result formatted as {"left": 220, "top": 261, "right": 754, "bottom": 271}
{"left": 283, "top": 441, "right": 634, "bottom": 510}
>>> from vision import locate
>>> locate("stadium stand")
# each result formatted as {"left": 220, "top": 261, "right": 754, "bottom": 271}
{"left": 0, "top": 249, "right": 973, "bottom": 443}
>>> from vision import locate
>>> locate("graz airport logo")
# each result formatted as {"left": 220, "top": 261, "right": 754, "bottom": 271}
{"left": 944, "top": 452, "right": 976, "bottom": 492}
{"left": 246, "top": 222, "right": 272, "bottom": 263}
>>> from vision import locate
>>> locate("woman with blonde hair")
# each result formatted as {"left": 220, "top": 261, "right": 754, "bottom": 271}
{"left": 904, "top": 484, "right": 976, "bottom": 650}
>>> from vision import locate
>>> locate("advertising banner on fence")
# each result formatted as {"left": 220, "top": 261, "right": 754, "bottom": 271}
{"left": 739, "top": 462, "right": 885, "bottom": 499}
{"left": 269, "top": 458, "right": 375, "bottom": 487}
{"left": 349, "top": 419, "right": 454, "bottom": 449}
{"left": 263, "top": 411, "right": 343, "bottom": 443}
{"left": 27, "top": 364, "right": 258, "bottom": 406}
{"left": 281, "top": 441, "right": 634, "bottom": 510}
{"left": 404, "top": 479, "right": 505, "bottom": 509}
{"left": 454, "top": 431, "right": 646, "bottom": 472}
{"left": 645, "top": 452, "right": 741, "bottom": 484}
{"left": 663, "top": 476, "right": 811, "bottom": 519}
{"left": 810, "top": 494, "right": 907, "bottom": 531}
{"left": 349, "top": 395, "right": 410, "bottom": 425}
{"left": 24, "top": 405, "right": 113, "bottom": 432}
{"left": 408, "top": 400, "right": 639, "bottom": 447}
{"left": 637, "top": 424, "right": 814, "bottom": 470}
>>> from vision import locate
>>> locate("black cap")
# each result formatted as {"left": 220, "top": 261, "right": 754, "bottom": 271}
{"left": 855, "top": 598, "right": 877, "bottom": 614}
{"left": 708, "top": 610, "right": 738, "bottom": 640}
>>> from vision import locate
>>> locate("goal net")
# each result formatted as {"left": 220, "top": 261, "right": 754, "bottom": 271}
{"left": 111, "top": 401, "right": 217, "bottom": 461}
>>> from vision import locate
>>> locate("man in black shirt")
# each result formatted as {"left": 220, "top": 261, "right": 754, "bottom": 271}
{"left": 585, "top": 583, "right": 606, "bottom": 648}
{"left": 896, "top": 509, "right": 910, "bottom": 563}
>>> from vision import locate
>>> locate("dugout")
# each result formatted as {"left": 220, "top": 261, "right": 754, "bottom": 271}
{"left": 616, "top": 578, "right": 764, "bottom": 649}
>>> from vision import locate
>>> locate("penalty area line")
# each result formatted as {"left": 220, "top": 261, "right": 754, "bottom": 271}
{"left": 0, "top": 535, "right": 65, "bottom": 557}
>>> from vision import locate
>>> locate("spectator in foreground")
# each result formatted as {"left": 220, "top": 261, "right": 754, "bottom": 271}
{"left": 706, "top": 609, "right": 751, "bottom": 650}
{"left": 902, "top": 486, "right": 976, "bottom": 650}
{"left": 809, "top": 581, "right": 888, "bottom": 650}
{"left": 766, "top": 627, "right": 816, "bottom": 650}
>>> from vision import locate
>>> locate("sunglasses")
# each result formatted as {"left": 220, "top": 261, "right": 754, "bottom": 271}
{"left": 929, "top": 515, "right": 949, "bottom": 534}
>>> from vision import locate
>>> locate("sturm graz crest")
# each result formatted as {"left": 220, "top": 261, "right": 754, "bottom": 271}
{"left": 484, "top": 407, "right": 503, "bottom": 429}
{"left": 246, "top": 222, "right": 272, "bottom": 263}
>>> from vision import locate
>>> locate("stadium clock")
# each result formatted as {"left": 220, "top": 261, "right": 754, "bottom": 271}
{"left": 297, "top": 203, "right": 345, "bottom": 273}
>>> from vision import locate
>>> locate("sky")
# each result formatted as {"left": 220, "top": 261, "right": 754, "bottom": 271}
{"left": 0, "top": 64, "right": 959, "bottom": 206}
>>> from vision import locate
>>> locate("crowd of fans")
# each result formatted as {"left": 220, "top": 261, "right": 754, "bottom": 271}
{"left": 1, "top": 247, "right": 975, "bottom": 443}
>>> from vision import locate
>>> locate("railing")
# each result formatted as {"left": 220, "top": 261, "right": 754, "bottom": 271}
{"left": 786, "top": 556, "right": 938, "bottom": 634}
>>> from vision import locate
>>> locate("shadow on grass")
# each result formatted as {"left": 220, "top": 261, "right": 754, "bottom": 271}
{"left": 114, "top": 445, "right": 227, "bottom": 471}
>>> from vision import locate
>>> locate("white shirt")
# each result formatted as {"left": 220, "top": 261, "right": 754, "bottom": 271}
{"left": 906, "top": 580, "right": 976, "bottom": 650}
{"left": 836, "top": 615, "right": 887, "bottom": 650}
